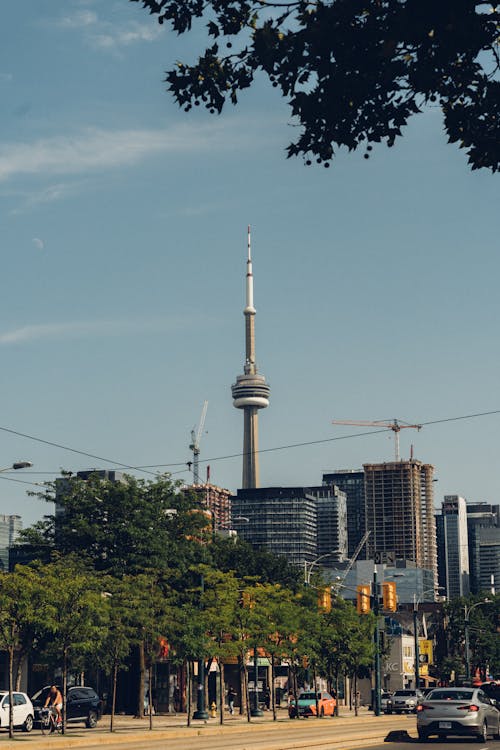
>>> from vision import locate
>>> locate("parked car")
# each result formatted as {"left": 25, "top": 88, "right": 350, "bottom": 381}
{"left": 288, "top": 690, "right": 336, "bottom": 718}
{"left": 0, "top": 691, "right": 34, "bottom": 732}
{"left": 381, "top": 691, "right": 392, "bottom": 713}
{"left": 31, "top": 686, "right": 102, "bottom": 728}
{"left": 416, "top": 686, "right": 500, "bottom": 742}
{"left": 386, "top": 689, "right": 424, "bottom": 714}
{"left": 479, "top": 682, "right": 500, "bottom": 705}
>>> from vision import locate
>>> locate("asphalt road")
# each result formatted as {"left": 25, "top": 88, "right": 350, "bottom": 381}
{"left": 0, "top": 715, "right": 422, "bottom": 750}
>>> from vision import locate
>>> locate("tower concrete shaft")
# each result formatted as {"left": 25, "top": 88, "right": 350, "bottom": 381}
{"left": 232, "top": 227, "right": 270, "bottom": 489}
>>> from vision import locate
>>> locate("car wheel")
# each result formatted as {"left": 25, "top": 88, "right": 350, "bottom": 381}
{"left": 493, "top": 719, "right": 500, "bottom": 741}
{"left": 86, "top": 710, "right": 98, "bottom": 729}
{"left": 476, "top": 722, "right": 488, "bottom": 743}
{"left": 23, "top": 714, "right": 34, "bottom": 733}
{"left": 417, "top": 729, "right": 428, "bottom": 742}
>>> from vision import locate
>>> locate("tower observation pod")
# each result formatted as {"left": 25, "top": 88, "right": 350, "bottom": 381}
{"left": 231, "top": 227, "right": 270, "bottom": 489}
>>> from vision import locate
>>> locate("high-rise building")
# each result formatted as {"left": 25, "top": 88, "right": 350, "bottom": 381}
{"left": 232, "top": 484, "right": 348, "bottom": 567}
{"left": 364, "top": 460, "right": 437, "bottom": 583}
{"left": 0, "top": 514, "right": 22, "bottom": 571}
{"left": 186, "top": 482, "right": 232, "bottom": 531}
{"left": 233, "top": 487, "right": 317, "bottom": 565}
{"left": 315, "top": 484, "right": 348, "bottom": 561}
{"left": 435, "top": 496, "right": 470, "bottom": 599}
{"left": 322, "top": 469, "right": 365, "bottom": 557}
{"left": 466, "top": 502, "right": 500, "bottom": 594}
{"left": 231, "top": 228, "right": 270, "bottom": 489}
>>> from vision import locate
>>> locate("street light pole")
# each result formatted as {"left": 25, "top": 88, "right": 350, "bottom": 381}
{"left": 250, "top": 644, "right": 263, "bottom": 717}
{"left": 304, "top": 550, "right": 341, "bottom": 585}
{"left": 413, "top": 597, "right": 420, "bottom": 690}
{"left": 193, "top": 575, "right": 208, "bottom": 720}
{"left": 373, "top": 566, "right": 381, "bottom": 717}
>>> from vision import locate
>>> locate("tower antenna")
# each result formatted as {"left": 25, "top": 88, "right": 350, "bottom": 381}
{"left": 231, "top": 227, "right": 270, "bottom": 488}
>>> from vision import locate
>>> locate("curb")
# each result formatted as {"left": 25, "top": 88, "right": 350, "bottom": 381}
{"left": 0, "top": 713, "right": 414, "bottom": 749}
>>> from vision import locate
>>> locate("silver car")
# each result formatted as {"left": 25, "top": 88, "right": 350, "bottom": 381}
{"left": 416, "top": 687, "right": 500, "bottom": 742}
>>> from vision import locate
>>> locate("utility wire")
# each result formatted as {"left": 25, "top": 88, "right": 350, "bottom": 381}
{"left": 1, "top": 409, "right": 499, "bottom": 479}
{"left": 0, "top": 424, "right": 159, "bottom": 477}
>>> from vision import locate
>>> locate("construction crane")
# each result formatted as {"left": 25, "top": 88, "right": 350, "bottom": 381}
{"left": 331, "top": 418, "right": 422, "bottom": 461}
{"left": 331, "top": 530, "right": 371, "bottom": 594}
{"left": 189, "top": 400, "right": 208, "bottom": 485}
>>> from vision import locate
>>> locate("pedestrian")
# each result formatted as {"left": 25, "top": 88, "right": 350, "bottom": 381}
{"left": 227, "top": 686, "right": 236, "bottom": 715}
{"left": 264, "top": 685, "right": 271, "bottom": 710}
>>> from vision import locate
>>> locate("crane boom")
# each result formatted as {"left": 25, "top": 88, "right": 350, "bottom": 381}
{"left": 332, "top": 418, "right": 421, "bottom": 461}
{"left": 331, "top": 530, "right": 371, "bottom": 594}
{"left": 189, "top": 400, "right": 208, "bottom": 484}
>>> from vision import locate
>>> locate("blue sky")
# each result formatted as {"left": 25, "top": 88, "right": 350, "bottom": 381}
{"left": 1, "top": 1, "right": 499, "bottom": 527}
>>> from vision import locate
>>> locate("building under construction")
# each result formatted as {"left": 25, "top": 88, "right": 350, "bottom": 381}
{"left": 187, "top": 482, "right": 232, "bottom": 532}
{"left": 364, "top": 460, "right": 437, "bottom": 583}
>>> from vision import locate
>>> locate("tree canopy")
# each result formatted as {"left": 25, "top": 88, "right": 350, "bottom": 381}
{"left": 132, "top": 0, "right": 500, "bottom": 172}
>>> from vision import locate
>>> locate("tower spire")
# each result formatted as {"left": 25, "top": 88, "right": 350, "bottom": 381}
{"left": 231, "top": 227, "right": 270, "bottom": 488}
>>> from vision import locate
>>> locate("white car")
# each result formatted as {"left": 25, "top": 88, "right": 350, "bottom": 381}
{"left": 0, "top": 691, "right": 34, "bottom": 732}
{"left": 416, "top": 687, "right": 500, "bottom": 742}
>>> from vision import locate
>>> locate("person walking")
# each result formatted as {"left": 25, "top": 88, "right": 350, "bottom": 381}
{"left": 227, "top": 686, "right": 236, "bottom": 715}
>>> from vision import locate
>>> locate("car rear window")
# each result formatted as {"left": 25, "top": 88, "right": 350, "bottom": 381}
{"left": 429, "top": 690, "right": 473, "bottom": 701}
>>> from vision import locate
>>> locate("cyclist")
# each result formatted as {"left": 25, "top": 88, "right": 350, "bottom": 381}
{"left": 44, "top": 685, "right": 63, "bottom": 724}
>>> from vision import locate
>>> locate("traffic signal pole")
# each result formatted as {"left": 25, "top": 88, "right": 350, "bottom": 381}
{"left": 373, "top": 567, "right": 381, "bottom": 717}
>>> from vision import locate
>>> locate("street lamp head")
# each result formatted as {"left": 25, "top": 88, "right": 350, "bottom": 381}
{"left": 12, "top": 461, "right": 33, "bottom": 470}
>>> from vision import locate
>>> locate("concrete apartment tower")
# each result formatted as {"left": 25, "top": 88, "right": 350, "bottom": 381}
{"left": 231, "top": 227, "right": 270, "bottom": 488}
{"left": 364, "top": 460, "right": 437, "bottom": 583}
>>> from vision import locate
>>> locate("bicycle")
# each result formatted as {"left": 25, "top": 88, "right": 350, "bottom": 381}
{"left": 40, "top": 706, "right": 63, "bottom": 735}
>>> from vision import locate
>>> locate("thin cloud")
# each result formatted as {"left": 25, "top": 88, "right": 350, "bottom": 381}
{"left": 0, "top": 317, "right": 199, "bottom": 345}
{"left": 0, "top": 73, "right": 13, "bottom": 83}
{"left": 0, "top": 123, "right": 253, "bottom": 183}
{"left": 52, "top": 9, "right": 161, "bottom": 51}
{"left": 89, "top": 23, "right": 162, "bottom": 50}
{"left": 55, "top": 9, "right": 98, "bottom": 28}
{"left": 9, "top": 183, "right": 77, "bottom": 214}
{"left": 32, "top": 237, "right": 44, "bottom": 250}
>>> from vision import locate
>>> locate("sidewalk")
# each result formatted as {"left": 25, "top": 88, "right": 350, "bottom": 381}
{"left": 0, "top": 707, "right": 414, "bottom": 748}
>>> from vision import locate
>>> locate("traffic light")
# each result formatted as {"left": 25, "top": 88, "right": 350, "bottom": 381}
{"left": 382, "top": 581, "right": 397, "bottom": 612}
{"left": 357, "top": 584, "right": 371, "bottom": 614}
{"left": 318, "top": 586, "right": 332, "bottom": 613}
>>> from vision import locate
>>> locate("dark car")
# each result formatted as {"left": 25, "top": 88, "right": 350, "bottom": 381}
{"left": 480, "top": 682, "right": 500, "bottom": 706}
{"left": 31, "top": 686, "right": 102, "bottom": 728}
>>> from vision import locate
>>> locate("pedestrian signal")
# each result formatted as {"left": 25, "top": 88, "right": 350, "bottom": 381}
{"left": 356, "top": 585, "right": 371, "bottom": 614}
{"left": 382, "top": 581, "right": 397, "bottom": 612}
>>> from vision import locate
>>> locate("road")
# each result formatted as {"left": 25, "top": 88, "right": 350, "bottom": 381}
{"left": 0, "top": 712, "right": 408, "bottom": 750}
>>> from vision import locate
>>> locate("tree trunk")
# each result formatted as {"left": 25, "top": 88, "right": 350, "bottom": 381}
{"left": 354, "top": 671, "right": 359, "bottom": 717}
{"left": 334, "top": 670, "right": 339, "bottom": 717}
{"left": 271, "top": 654, "right": 277, "bottom": 721}
{"left": 110, "top": 662, "right": 118, "bottom": 732}
{"left": 148, "top": 663, "right": 153, "bottom": 730}
{"left": 14, "top": 650, "right": 23, "bottom": 692}
{"left": 244, "top": 656, "right": 251, "bottom": 722}
{"left": 219, "top": 660, "right": 225, "bottom": 725}
{"left": 313, "top": 663, "right": 319, "bottom": 718}
{"left": 62, "top": 646, "right": 68, "bottom": 734}
{"left": 186, "top": 660, "right": 192, "bottom": 727}
{"left": 135, "top": 641, "right": 145, "bottom": 719}
{"left": 238, "top": 654, "right": 246, "bottom": 715}
{"left": 293, "top": 664, "right": 299, "bottom": 719}
{"left": 8, "top": 644, "right": 14, "bottom": 739}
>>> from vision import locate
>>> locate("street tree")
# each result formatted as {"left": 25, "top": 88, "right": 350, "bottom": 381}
{"left": 132, "top": 0, "right": 500, "bottom": 172}
{"left": 0, "top": 566, "right": 47, "bottom": 738}
{"left": 37, "top": 557, "right": 110, "bottom": 734}
{"left": 19, "top": 473, "right": 208, "bottom": 576}
{"left": 97, "top": 576, "right": 143, "bottom": 731}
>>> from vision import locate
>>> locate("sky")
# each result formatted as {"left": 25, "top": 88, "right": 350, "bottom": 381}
{"left": 0, "top": 1, "right": 499, "bottom": 528}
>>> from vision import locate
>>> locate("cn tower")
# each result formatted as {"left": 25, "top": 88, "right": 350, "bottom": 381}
{"left": 231, "top": 227, "right": 270, "bottom": 489}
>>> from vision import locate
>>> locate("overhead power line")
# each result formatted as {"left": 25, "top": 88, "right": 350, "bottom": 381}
{"left": 1, "top": 409, "right": 499, "bottom": 480}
